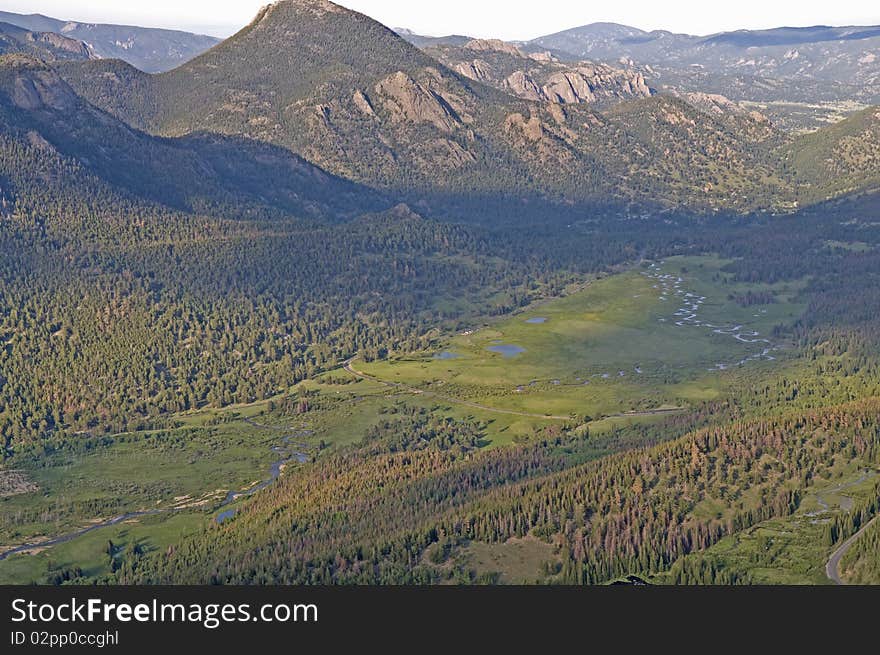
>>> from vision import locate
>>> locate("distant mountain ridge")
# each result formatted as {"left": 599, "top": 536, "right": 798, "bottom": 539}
{"left": 525, "top": 22, "right": 880, "bottom": 130}
{"left": 528, "top": 22, "right": 880, "bottom": 85}
{"left": 0, "top": 10, "right": 220, "bottom": 72}
{"left": 395, "top": 28, "right": 473, "bottom": 49}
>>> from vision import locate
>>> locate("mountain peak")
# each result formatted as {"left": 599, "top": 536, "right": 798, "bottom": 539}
{"left": 261, "top": 0, "right": 348, "bottom": 20}
{"left": 181, "top": 0, "right": 431, "bottom": 86}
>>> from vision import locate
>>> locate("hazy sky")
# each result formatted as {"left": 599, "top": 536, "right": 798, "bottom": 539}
{"left": 2, "top": 0, "right": 879, "bottom": 39}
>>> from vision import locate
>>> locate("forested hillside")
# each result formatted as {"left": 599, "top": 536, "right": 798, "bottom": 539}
{"left": 0, "top": 55, "right": 384, "bottom": 222}
{"left": 840, "top": 518, "right": 880, "bottom": 584}
{"left": 115, "top": 397, "right": 880, "bottom": 584}
{"left": 783, "top": 107, "right": 880, "bottom": 201}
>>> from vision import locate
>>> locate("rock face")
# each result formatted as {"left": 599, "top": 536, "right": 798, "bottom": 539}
{"left": 374, "top": 71, "right": 462, "bottom": 132}
{"left": 463, "top": 38, "right": 525, "bottom": 57}
{"left": 2, "top": 57, "right": 77, "bottom": 111}
{"left": 352, "top": 89, "right": 375, "bottom": 116}
{"left": 424, "top": 37, "right": 654, "bottom": 107}
{"left": 543, "top": 66, "right": 652, "bottom": 104}
{"left": 455, "top": 59, "right": 492, "bottom": 83}
{"left": 24, "top": 30, "right": 94, "bottom": 59}
{"left": 504, "top": 112, "right": 544, "bottom": 142}
{"left": 504, "top": 71, "right": 543, "bottom": 101}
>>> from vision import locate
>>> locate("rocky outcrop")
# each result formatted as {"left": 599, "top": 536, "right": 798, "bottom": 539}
{"left": 680, "top": 92, "right": 770, "bottom": 124}
{"left": 504, "top": 71, "right": 543, "bottom": 101}
{"left": 2, "top": 57, "right": 77, "bottom": 111}
{"left": 352, "top": 89, "right": 375, "bottom": 116}
{"left": 528, "top": 51, "right": 555, "bottom": 63}
{"left": 463, "top": 38, "right": 525, "bottom": 57}
{"left": 0, "top": 22, "right": 96, "bottom": 62}
{"left": 374, "top": 71, "right": 462, "bottom": 132}
{"left": 425, "top": 40, "right": 654, "bottom": 107}
{"left": 455, "top": 59, "right": 492, "bottom": 82}
{"left": 504, "top": 112, "right": 544, "bottom": 142}
{"left": 681, "top": 92, "right": 746, "bottom": 116}
{"left": 25, "top": 31, "right": 94, "bottom": 59}
{"left": 544, "top": 71, "right": 597, "bottom": 104}
{"left": 542, "top": 66, "right": 651, "bottom": 104}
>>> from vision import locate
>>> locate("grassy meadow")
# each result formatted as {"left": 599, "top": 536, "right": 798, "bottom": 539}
{"left": 358, "top": 256, "right": 806, "bottom": 420}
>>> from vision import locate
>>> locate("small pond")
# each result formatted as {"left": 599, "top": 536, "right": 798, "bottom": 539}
{"left": 486, "top": 344, "right": 526, "bottom": 357}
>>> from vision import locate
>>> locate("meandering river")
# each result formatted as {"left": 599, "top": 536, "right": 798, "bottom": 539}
{"left": 642, "top": 262, "right": 779, "bottom": 371}
{"left": 0, "top": 425, "right": 310, "bottom": 561}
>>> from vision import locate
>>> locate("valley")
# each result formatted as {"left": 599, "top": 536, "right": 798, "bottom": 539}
{"left": 0, "top": 0, "right": 879, "bottom": 588}
{"left": 0, "top": 253, "right": 840, "bottom": 584}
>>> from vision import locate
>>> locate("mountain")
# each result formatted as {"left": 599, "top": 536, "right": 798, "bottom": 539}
{"left": 422, "top": 37, "right": 653, "bottom": 106}
{"left": 528, "top": 23, "right": 880, "bottom": 130}
{"left": 395, "top": 28, "right": 473, "bottom": 48}
{"left": 783, "top": 106, "right": 880, "bottom": 201}
{"left": 0, "top": 54, "right": 384, "bottom": 221}
{"left": 0, "top": 21, "right": 96, "bottom": 62}
{"left": 529, "top": 22, "right": 880, "bottom": 85}
{"left": 54, "top": 0, "right": 804, "bottom": 216}
{"left": 0, "top": 11, "right": 220, "bottom": 73}
{"left": 126, "top": 0, "right": 526, "bottom": 200}
{"left": 529, "top": 22, "right": 663, "bottom": 61}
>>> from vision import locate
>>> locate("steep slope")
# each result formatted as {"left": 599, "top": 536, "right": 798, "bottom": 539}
{"left": 62, "top": 1, "right": 603, "bottom": 208}
{"left": 57, "top": 0, "right": 805, "bottom": 215}
{"left": 783, "top": 107, "right": 880, "bottom": 201}
{"left": 153, "top": 0, "right": 501, "bottom": 190}
{"left": 0, "top": 21, "right": 95, "bottom": 62}
{"left": 0, "top": 54, "right": 383, "bottom": 221}
{"left": 0, "top": 10, "right": 220, "bottom": 73}
{"left": 120, "top": 397, "right": 880, "bottom": 585}
{"left": 603, "top": 95, "right": 787, "bottom": 210}
{"left": 423, "top": 38, "right": 653, "bottom": 107}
